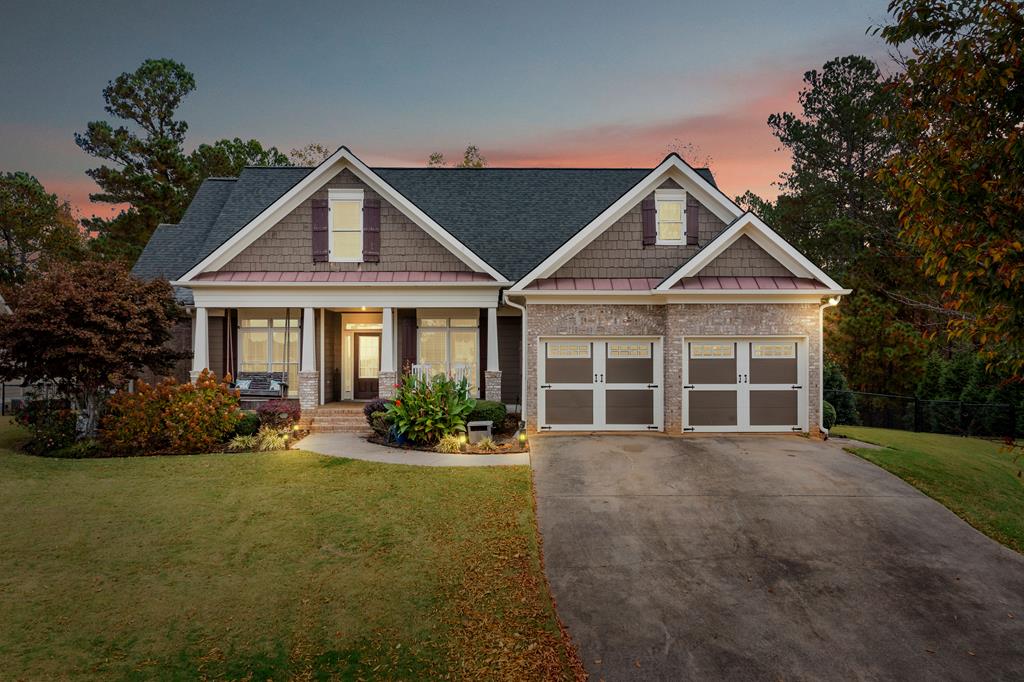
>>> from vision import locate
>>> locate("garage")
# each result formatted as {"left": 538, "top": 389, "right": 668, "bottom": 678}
{"left": 683, "top": 337, "right": 807, "bottom": 432}
{"left": 538, "top": 338, "right": 663, "bottom": 431}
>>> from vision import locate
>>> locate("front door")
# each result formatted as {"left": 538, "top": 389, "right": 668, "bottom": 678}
{"left": 353, "top": 333, "right": 381, "bottom": 399}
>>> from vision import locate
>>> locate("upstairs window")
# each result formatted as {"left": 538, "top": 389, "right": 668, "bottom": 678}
{"left": 655, "top": 190, "right": 686, "bottom": 244}
{"left": 329, "top": 189, "right": 363, "bottom": 261}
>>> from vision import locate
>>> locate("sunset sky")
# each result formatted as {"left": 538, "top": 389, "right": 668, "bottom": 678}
{"left": 1, "top": 0, "right": 891, "bottom": 220}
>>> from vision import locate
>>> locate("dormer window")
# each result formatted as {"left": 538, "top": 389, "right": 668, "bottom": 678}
{"left": 328, "top": 189, "right": 364, "bottom": 262}
{"left": 655, "top": 189, "right": 686, "bottom": 245}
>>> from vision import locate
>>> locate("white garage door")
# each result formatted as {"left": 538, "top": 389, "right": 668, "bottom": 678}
{"left": 683, "top": 338, "right": 807, "bottom": 432}
{"left": 538, "top": 338, "right": 663, "bottom": 431}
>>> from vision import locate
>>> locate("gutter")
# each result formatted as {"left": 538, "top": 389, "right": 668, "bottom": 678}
{"left": 502, "top": 291, "right": 528, "bottom": 425}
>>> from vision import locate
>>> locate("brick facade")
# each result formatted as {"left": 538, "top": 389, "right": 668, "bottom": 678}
{"left": 551, "top": 190, "right": 728, "bottom": 279}
{"left": 524, "top": 302, "right": 822, "bottom": 434}
{"left": 298, "top": 371, "right": 320, "bottom": 412}
{"left": 222, "top": 169, "right": 471, "bottom": 273}
{"left": 378, "top": 371, "right": 398, "bottom": 399}
{"left": 484, "top": 370, "right": 502, "bottom": 402}
{"left": 697, "top": 235, "right": 792, "bottom": 277}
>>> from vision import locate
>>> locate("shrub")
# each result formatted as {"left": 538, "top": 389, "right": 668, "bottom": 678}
{"left": 48, "top": 439, "right": 102, "bottom": 459}
{"left": 475, "top": 437, "right": 497, "bottom": 451}
{"left": 823, "top": 401, "right": 837, "bottom": 430}
{"left": 369, "top": 410, "right": 392, "bottom": 438}
{"left": 387, "top": 373, "right": 475, "bottom": 444}
{"left": 824, "top": 360, "right": 860, "bottom": 425}
{"left": 100, "top": 370, "right": 242, "bottom": 455}
{"left": 227, "top": 434, "right": 259, "bottom": 452}
{"left": 468, "top": 400, "right": 506, "bottom": 426}
{"left": 227, "top": 426, "right": 290, "bottom": 453}
{"left": 257, "top": 399, "right": 301, "bottom": 429}
{"left": 14, "top": 399, "right": 77, "bottom": 455}
{"left": 435, "top": 434, "right": 463, "bottom": 453}
{"left": 234, "top": 411, "right": 260, "bottom": 436}
{"left": 363, "top": 398, "right": 391, "bottom": 426}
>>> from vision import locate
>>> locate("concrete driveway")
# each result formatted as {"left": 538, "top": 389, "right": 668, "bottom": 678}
{"left": 532, "top": 435, "right": 1024, "bottom": 681}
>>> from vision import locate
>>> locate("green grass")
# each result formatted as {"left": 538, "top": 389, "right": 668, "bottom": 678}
{"left": 833, "top": 425, "right": 1024, "bottom": 554}
{"left": 0, "top": 417, "right": 580, "bottom": 680}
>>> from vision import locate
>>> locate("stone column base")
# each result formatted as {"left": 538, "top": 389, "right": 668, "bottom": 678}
{"left": 378, "top": 371, "right": 398, "bottom": 399}
{"left": 298, "top": 371, "right": 320, "bottom": 412}
{"left": 483, "top": 370, "right": 502, "bottom": 403}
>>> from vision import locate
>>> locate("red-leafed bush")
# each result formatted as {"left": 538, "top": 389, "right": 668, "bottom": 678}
{"left": 256, "top": 399, "right": 301, "bottom": 429}
{"left": 100, "top": 370, "right": 241, "bottom": 455}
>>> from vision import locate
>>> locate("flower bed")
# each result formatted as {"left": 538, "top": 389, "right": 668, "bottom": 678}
{"left": 366, "top": 429, "right": 528, "bottom": 455}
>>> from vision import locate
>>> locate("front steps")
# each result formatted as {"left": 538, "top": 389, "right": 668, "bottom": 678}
{"left": 307, "top": 403, "right": 371, "bottom": 433}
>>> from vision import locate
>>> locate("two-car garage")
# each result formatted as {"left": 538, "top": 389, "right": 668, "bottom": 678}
{"left": 537, "top": 336, "right": 808, "bottom": 433}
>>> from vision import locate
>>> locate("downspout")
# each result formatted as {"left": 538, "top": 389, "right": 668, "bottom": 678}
{"left": 818, "top": 296, "right": 840, "bottom": 438}
{"left": 502, "top": 291, "right": 528, "bottom": 425}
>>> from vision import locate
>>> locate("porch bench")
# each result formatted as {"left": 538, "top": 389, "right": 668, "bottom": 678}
{"left": 233, "top": 372, "right": 288, "bottom": 402}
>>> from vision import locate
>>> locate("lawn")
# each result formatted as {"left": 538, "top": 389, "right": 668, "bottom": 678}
{"left": 0, "top": 417, "right": 582, "bottom": 680}
{"left": 833, "top": 425, "right": 1024, "bottom": 554}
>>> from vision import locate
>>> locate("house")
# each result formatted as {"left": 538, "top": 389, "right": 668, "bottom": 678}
{"left": 133, "top": 147, "right": 849, "bottom": 434}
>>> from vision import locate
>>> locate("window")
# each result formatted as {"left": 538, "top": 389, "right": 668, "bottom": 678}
{"left": 751, "top": 342, "right": 796, "bottom": 359}
{"left": 416, "top": 313, "right": 479, "bottom": 392}
{"left": 656, "top": 190, "right": 686, "bottom": 244}
{"left": 547, "top": 342, "right": 591, "bottom": 359}
{"left": 238, "top": 309, "right": 301, "bottom": 395}
{"left": 329, "top": 189, "right": 363, "bottom": 261}
{"left": 690, "top": 342, "right": 734, "bottom": 359}
{"left": 607, "top": 342, "right": 651, "bottom": 359}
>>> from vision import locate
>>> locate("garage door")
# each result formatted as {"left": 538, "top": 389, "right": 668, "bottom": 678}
{"left": 539, "top": 338, "right": 663, "bottom": 431}
{"left": 683, "top": 338, "right": 807, "bottom": 432}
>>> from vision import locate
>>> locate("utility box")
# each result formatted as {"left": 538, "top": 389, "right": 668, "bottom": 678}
{"left": 466, "top": 420, "right": 493, "bottom": 444}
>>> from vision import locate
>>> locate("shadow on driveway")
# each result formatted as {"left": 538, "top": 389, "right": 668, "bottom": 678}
{"left": 532, "top": 434, "right": 1024, "bottom": 681}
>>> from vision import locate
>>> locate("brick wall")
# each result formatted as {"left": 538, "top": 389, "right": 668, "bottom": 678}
{"left": 524, "top": 302, "right": 821, "bottom": 433}
{"left": 223, "top": 169, "right": 471, "bottom": 273}
{"left": 697, "top": 235, "right": 792, "bottom": 277}
{"left": 551, "top": 190, "right": 728, "bottom": 279}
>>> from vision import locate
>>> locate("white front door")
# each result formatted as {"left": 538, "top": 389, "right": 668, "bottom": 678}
{"left": 683, "top": 338, "right": 807, "bottom": 432}
{"left": 538, "top": 338, "right": 664, "bottom": 431}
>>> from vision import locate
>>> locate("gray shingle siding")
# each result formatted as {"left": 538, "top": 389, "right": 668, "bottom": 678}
{"left": 696, "top": 235, "right": 793, "bottom": 277}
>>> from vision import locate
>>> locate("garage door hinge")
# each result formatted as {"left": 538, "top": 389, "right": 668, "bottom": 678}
{"left": 791, "top": 384, "right": 802, "bottom": 389}
{"left": 791, "top": 426, "right": 802, "bottom": 431}
{"left": 683, "top": 384, "right": 694, "bottom": 390}
{"left": 647, "top": 384, "right": 659, "bottom": 388}
{"left": 647, "top": 425, "right": 658, "bottom": 430}
{"left": 541, "top": 384, "right": 551, "bottom": 389}
{"left": 541, "top": 426, "right": 552, "bottom": 430}
{"left": 683, "top": 427, "right": 695, "bottom": 432}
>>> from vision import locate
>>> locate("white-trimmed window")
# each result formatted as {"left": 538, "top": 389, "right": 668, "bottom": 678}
{"left": 328, "top": 188, "right": 363, "bottom": 262}
{"left": 238, "top": 308, "right": 301, "bottom": 395}
{"left": 416, "top": 312, "right": 479, "bottom": 392}
{"left": 690, "top": 342, "right": 734, "bottom": 359}
{"left": 751, "top": 341, "right": 796, "bottom": 359}
{"left": 655, "top": 189, "right": 686, "bottom": 244}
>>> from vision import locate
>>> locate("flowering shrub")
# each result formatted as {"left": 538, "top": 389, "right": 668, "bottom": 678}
{"left": 257, "top": 399, "right": 301, "bottom": 429}
{"left": 100, "top": 370, "right": 242, "bottom": 455}
{"left": 14, "top": 399, "right": 77, "bottom": 455}
{"left": 387, "top": 373, "right": 475, "bottom": 444}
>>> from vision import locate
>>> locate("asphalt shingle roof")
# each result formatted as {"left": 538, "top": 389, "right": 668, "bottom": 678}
{"left": 133, "top": 165, "right": 717, "bottom": 297}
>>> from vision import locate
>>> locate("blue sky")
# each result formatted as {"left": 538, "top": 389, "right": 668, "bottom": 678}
{"left": 0, "top": 0, "right": 891, "bottom": 217}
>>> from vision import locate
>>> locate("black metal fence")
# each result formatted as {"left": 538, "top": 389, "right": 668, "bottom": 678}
{"left": 825, "top": 389, "right": 1020, "bottom": 439}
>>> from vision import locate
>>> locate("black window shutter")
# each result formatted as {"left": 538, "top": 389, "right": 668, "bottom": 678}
{"left": 641, "top": 196, "right": 656, "bottom": 247}
{"left": 312, "top": 198, "right": 328, "bottom": 262}
{"left": 686, "top": 194, "right": 700, "bottom": 246}
{"left": 363, "top": 197, "right": 381, "bottom": 262}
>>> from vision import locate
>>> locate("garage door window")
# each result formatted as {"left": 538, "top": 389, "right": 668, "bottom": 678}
{"left": 547, "top": 342, "right": 591, "bottom": 358}
{"left": 690, "top": 342, "right": 734, "bottom": 359}
{"left": 608, "top": 342, "right": 651, "bottom": 358}
{"left": 751, "top": 342, "right": 796, "bottom": 359}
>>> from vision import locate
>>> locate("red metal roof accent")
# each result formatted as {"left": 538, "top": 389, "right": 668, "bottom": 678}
{"left": 671, "top": 276, "right": 828, "bottom": 290}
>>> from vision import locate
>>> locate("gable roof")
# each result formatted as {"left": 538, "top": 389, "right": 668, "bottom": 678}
{"left": 133, "top": 149, "right": 719, "bottom": 288}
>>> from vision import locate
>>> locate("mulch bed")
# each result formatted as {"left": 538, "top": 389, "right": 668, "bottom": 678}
{"left": 367, "top": 430, "right": 528, "bottom": 455}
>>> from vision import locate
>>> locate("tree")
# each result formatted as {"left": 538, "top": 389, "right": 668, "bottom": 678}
{"left": 76, "top": 59, "right": 292, "bottom": 262}
{"left": 878, "top": 0, "right": 1024, "bottom": 379}
{"left": 0, "top": 172, "right": 82, "bottom": 285}
{"left": 426, "top": 145, "right": 488, "bottom": 168}
{"left": 0, "top": 261, "right": 186, "bottom": 435}
{"left": 289, "top": 143, "right": 334, "bottom": 166}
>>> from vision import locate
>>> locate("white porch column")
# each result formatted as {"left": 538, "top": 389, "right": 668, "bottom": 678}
{"left": 298, "top": 307, "right": 319, "bottom": 413}
{"left": 190, "top": 307, "right": 209, "bottom": 382}
{"left": 379, "top": 307, "right": 398, "bottom": 399}
{"left": 484, "top": 307, "right": 502, "bottom": 403}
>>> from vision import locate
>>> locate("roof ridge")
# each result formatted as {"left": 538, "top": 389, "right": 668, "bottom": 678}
{"left": 373, "top": 166, "right": 657, "bottom": 171}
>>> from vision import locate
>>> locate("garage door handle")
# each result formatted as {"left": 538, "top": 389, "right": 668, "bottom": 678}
{"left": 594, "top": 373, "right": 604, "bottom": 383}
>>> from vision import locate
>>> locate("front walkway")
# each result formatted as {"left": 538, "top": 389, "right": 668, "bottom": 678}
{"left": 296, "top": 432, "right": 530, "bottom": 467}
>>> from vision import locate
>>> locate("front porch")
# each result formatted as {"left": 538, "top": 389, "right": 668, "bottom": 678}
{"left": 189, "top": 305, "right": 510, "bottom": 413}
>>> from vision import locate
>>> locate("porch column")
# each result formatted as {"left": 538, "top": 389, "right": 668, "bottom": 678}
{"left": 484, "top": 307, "right": 502, "bottom": 403}
{"left": 190, "top": 307, "right": 209, "bottom": 383}
{"left": 379, "top": 307, "right": 397, "bottom": 399}
{"left": 298, "top": 307, "right": 319, "bottom": 413}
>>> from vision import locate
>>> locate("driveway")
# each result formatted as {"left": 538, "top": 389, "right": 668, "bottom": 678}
{"left": 532, "top": 435, "right": 1024, "bottom": 681}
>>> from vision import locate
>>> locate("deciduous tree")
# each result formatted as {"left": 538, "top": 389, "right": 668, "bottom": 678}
{"left": 0, "top": 172, "right": 82, "bottom": 285}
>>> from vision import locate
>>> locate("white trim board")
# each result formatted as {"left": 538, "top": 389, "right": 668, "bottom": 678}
{"left": 657, "top": 212, "right": 844, "bottom": 291}
{"left": 510, "top": 154, "right": 744, "bottom": 291}
{"left": 179, "top": 146, "right": 506, "bottom": 282}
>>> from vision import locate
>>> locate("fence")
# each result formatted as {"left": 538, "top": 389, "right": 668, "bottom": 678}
{"left": 825, "top": 389, "right": 1020, "bottom": 439}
